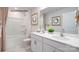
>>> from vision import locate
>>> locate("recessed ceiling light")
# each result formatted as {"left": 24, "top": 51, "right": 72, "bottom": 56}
{"left": 14, "top": 7, "right": 18, "bottom": 10}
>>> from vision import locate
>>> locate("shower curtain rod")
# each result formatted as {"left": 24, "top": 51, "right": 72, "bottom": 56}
{"left": 11, "top": 10, "right": 28, "bottom": 12}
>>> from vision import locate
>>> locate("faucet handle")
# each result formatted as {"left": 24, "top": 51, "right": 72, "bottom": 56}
{"left": 62, "top": 28, "right": 64, "bottom": 33}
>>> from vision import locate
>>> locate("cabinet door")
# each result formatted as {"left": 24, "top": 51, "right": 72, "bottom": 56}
{"left": 31, "top": 38, "right": 42, "bottom": 52}
{"left": 43, "top": 44, "right": 61, "bottom": 52}
{"left": 43, "top": 37, "right": 79, "bottom": 52}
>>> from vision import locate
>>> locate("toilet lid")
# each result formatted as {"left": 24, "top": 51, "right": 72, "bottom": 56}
{"left": 23, "top": 38, "right": 31, "bottom": 41}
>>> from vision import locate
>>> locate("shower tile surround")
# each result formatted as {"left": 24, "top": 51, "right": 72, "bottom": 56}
{"left": 5, "top": 8, "right": 32, "bottom": 52}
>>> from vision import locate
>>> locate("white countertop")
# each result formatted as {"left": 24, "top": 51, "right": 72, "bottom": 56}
{"left": 32, "top": 32, "right": 79, "bottom": 48}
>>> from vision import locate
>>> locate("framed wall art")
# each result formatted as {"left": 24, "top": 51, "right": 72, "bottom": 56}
{"left": 32, "top": 13, "right": 38, "bottom": 25}
{"left": 51, "top": 16, "right": 61, "bottom": 26}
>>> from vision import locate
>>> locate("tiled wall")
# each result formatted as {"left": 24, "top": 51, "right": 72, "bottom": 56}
{"left": 5, "top": 9, "right": 32, "bottom": 51}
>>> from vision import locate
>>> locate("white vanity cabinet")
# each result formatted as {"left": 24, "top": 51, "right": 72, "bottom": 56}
{"left": 31, "top": 32, "right": 79, "bottom": 52}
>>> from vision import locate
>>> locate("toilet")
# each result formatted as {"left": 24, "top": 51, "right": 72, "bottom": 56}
{"left": 23, "top": 38, "right": 31, "bottom": 50}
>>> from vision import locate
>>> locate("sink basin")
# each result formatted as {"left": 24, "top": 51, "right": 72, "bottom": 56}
{"left": 52, "top": 35, "right": 70, "bottom": 40}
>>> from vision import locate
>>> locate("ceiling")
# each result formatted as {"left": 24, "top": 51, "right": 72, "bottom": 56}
{"left": 9, "top": 7, "right": 77, "bottom": 13}
{"left": 40, "top": 7, "right": 77, "bottom": 14}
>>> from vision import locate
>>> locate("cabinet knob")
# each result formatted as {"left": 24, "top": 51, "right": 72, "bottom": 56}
{"left": 34, "top": 40, "right": 37, "bottom": 45}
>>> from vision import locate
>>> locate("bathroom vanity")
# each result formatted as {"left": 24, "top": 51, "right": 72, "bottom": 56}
{"left": 31, "top": 32, "right": 79, "bottom": 52}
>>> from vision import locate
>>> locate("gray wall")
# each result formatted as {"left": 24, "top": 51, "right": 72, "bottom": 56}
{"left": 44, "top": 8, "right": 77, "bottom": 34}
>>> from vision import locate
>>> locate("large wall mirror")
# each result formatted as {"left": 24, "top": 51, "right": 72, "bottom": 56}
{"left": 42, "top": 7, "right": 78, "bottom": 34}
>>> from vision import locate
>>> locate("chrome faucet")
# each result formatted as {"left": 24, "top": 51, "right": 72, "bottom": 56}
{"left": 60, "top": 28, "right": 64, "bottom": 37}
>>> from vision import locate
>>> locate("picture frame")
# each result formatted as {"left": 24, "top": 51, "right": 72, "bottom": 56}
{"left": 51, "top": 16, "right": 61, "bottom": 26}
{"left": 32, "top": 13, "right": 38, "bottom": 25}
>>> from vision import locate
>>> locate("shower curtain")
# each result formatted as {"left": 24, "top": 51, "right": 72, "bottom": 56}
{"left": 0, "top": 7, "right": 8, "bottom": 51}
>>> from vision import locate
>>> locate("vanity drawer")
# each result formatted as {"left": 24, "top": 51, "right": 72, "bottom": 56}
{"left": 31, "top": 34, "right": 42, "bottom": 41}
{"left": 43, "top": 43, "right": 62, "bottom": 52}
{"left": 43, "top": 38, "right": 79, "bottom": 52}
